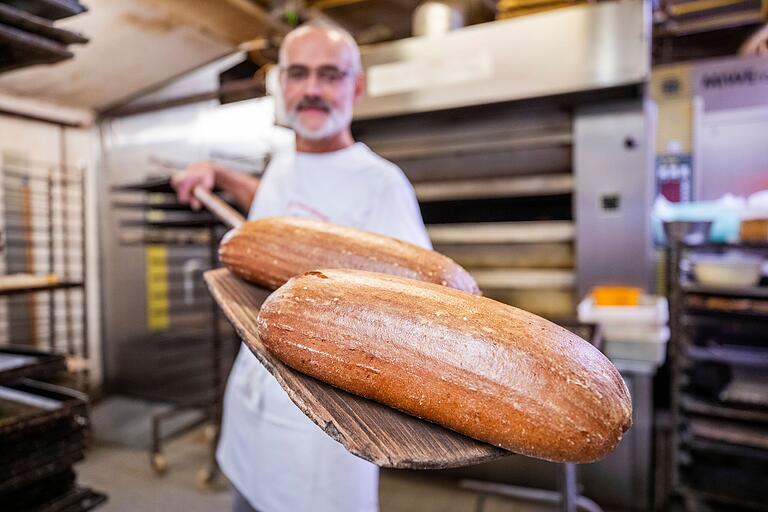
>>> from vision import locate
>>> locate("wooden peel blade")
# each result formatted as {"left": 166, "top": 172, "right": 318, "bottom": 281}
{"left": 203, "top": 267, "right": 507, "bottom": 469}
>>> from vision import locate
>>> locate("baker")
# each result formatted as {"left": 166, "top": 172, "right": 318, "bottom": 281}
{"left": 171, "top": 20, "right": 431, "bottom": 512}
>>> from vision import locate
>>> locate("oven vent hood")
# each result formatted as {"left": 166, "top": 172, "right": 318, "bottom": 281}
{"left": 355, "top": 0, "right": 650, "bottom": 119}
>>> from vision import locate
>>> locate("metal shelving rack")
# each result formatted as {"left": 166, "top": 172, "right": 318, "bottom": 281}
{"left": 0, "top": 159, "right": 90, "bottom": 391}
{"left": 668, "top": 242, "right": 768, "bottom": 512}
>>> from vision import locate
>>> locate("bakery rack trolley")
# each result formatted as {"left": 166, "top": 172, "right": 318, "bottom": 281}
{"left": 111, "top": 177, "right": 239, "bottom": 484}
{"left": 668, "top": 241, "right": 768, "bottom": 512}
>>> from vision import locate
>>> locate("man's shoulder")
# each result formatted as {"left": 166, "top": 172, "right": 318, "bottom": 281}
{"left": 354, "top": 144, "right": 410, "bottom": 185}
{"left": 265, "top": 151, "right": 294, "bottom": 172}
{"left": 260, "top": 151, "right": 295, "bottom": 184}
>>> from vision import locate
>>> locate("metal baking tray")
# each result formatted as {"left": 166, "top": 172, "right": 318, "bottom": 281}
{"left": 686, "top": 417, "right": 768, "bottom": 452}
{"left": 0, "top": 441, "right": 85, "bottom": 493}
{"left": 2, "top": 469, "right": 107, "bottom": 512}
{"left": 112, "top": 176, "right": 236, "bottom": 197}
{"left": 0, "top": 0, "right": 87, "bottom": 21}
{"left": 0, "top": 427, "right": 85, "bottom": 469}
{"left": 683, "top": 313, "right": 768, "bottom": 350}
{"left": 0, "top": 4, "right": 88, "bottom": 44}
{"left": 0, "top": 20, "right": 72, "bottom": 73}
{"left": 0, "top": 380, "right": 88, "bottom": 449}
{"left": 685, "top": 294, "right": 768, "bottom": 319}
{"left": 0, "top": 346, "right": 67, "bottom": 386}
{"left": 0, "top": 381, "right": 88, "bottom": 494}
{"left": 681, "top": 441, "right": 768, "bottom": 506}
{"left": 0, "top": 411, "right": 84, "bottom": 453}
{"left": 111, "top": 176, "right": 175, "bottom": 194}
{"left": 38, "top": 487, "right": 108, "bottom": 512}
{"left": 2, "top": 468, "right": 75, "bottom": 510}
{"left": 119, "top": 217, "right": 219, "bottom": 229}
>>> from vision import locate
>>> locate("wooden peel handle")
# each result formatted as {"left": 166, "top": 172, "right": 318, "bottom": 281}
{"left": 193, "top": 186, "right": 245, "bottom": 229}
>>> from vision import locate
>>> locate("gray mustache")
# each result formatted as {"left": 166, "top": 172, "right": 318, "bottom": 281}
{"left": 297, "top": 96, "right": 331, "bottom": 111}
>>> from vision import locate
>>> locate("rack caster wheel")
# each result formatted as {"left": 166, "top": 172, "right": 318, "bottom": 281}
{"left": 151, "top": 453, "right": 168, "bottom": 475}
{"left": 204, "top": 424, "right": 218, "bottom": 442}
{"left": 197, "top": 467, "right": 218, "bottom": 489}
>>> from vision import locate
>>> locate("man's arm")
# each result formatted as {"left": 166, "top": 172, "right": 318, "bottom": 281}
{"left": 171, "top": 161, "right": 260, "bottom": 213}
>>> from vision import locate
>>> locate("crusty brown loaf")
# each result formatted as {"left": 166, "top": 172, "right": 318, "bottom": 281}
{"left": 257, "top": 269, "right": 633, "bottom": 463}
{"left": 219, "top": 216, "right": 480, "bottom": 294}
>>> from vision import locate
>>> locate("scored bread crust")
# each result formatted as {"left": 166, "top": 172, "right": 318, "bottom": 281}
{"left": 257, "top": 269, "right": 633, "bottom": 464}
{"left": 219, "top": 216, "right": 480, "bottom": 294}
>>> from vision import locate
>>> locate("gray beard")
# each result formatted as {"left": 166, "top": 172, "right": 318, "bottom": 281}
{"left": 287, "top": 107, "right": 349, "bottom": 140}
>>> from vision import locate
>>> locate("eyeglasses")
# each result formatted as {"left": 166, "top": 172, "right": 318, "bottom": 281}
{"left": 281, "top": 64, "right": 352, "bottom": 85}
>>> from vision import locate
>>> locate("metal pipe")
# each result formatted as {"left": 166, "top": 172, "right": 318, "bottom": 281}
{"left": 460, "top": 476, "right": 604, "bottom": 512}
{"left": 47, "top": 167, "right": 55, "bottom": 353}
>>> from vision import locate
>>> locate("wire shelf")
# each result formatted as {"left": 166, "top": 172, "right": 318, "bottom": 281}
{"left": 1, "top": 159, "right": 90, "bottom": 391}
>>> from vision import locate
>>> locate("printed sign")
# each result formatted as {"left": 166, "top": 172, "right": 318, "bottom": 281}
{"left": 656, "top": 153, "right": 693, "bottom": 203}
{"left": 146, "top": 245, "right": 169, "bottom": 331}
{"left": 693, "top": 55, "right": 768, "bottom": 111}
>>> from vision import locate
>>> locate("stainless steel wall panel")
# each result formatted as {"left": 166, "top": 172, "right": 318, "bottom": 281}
{"left": 574, "top": 101, "right": 656, "bottom": 297}
{"left": 355, "top": 0, "right": 650, "bottom": 119}
{"left": 695, "top": 105, "right": 768, "bottom": 200}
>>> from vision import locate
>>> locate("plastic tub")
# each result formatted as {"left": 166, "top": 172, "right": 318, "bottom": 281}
{"left": 577, "top": 295, "right": 669, "bottom": 325}
{"left": 663, "top": 221, "right": 713, "bottom": 245}
{"left": 601, "top": 324, "right": 670, "bottom": 344}
{"left": 691, "top": 253, "right": 764, "bottom": 288}
{"left": 604, "top": 337, "right": 668, "bottom": 366}
{"left": 651, "top": 195, "right": 744, "bottom": 244}
{"left": 740, "top": 218, "right": 768, "bottom": 243}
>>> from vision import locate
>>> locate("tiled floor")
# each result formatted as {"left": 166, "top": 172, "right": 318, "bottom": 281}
{"left": 76, "top": 427, "right": 232, "bottom": 512}
{"left": 76, "top": 428, "right": 558, "bottom": 512}
{"left": 77, "top": 396, "right": 560, "bottom": 512}
{"left": 380, "top": 470, "right": 556, "bottom": 512}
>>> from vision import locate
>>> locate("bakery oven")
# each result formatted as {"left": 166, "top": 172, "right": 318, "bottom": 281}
{"left": 351, "top": 2, "right": 657, "bottom": 509}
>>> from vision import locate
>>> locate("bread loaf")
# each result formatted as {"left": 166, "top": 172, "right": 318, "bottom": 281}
{"left": 257, "top": 269, "right": 632, "bottom": 463}
{"left": 219, "top": 216, "right": 480, "bottom": 294}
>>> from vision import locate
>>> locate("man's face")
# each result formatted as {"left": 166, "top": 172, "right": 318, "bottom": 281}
{"left": 279, "top": 29, "right": 363, "bottom": 140}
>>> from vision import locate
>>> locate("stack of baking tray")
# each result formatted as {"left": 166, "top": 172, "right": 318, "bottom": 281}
{"left": 669, "top": 243, "right": 768, "bottom": 510}
{"left": 0, "top": 0, "right": 88, "bottom": 74}
{"left": 0, "top": 376, "right": 105, "bottom": 510}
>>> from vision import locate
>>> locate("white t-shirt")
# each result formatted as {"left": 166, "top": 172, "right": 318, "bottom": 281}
{"left": 216, "top": 142, "right": 431, "bottom": 512}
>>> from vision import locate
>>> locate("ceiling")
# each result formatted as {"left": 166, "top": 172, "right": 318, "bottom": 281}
{"left": 0, "top": 0, "right": 761, "bottom": 119}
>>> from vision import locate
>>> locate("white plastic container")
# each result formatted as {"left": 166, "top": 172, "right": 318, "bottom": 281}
{"left": 690, "top": 253, "right": 764, "bottom": 289}
{"left": 578, "top": 295, "right": 670, "bottom": 366}
{"left": 601, "top": 324, "right": 670, "bottom": 344}
{"left": 603, "top": 330, "right": 670, "bottom": 366}
{"left": 577, "top": 295, "right": 669, "bottom": 325}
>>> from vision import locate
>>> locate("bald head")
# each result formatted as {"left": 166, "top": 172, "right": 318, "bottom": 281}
{"left": 279, "top": 21, "right": 362, "bottom": 74}
{"left": 276, "top": 21, "right": 366, "bottom": 145}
